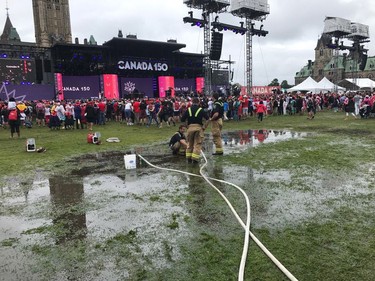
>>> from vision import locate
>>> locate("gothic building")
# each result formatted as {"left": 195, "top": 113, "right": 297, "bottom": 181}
{"left": 32, "top": 0, "right": 72, "bottom": 47}
{"left": 295, "top": 34, "right": 375, "bottom": 86}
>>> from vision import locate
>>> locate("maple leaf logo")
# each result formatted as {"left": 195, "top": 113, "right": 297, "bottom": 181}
{"left": 124, "top": 81, "right": 136, "bottom": 93}
{"left": 0, "top": 83, "right": 26, "bottom": 102}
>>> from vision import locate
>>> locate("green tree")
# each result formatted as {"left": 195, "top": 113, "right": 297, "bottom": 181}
{"left": 280, "top": 80, "right": 292, "bottom": 89}
{"left": 268, "top": 78, "right": 279, "bottom": 86}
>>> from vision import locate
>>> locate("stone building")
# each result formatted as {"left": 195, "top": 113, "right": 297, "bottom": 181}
{"left": 295, "top": 33, "right": 375, "bottom": 86}
{"left": 32, "top": 0, "right": 72, "bottom": 47}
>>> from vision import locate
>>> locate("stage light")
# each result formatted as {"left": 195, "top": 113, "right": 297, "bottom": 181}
{"left": 1, "top": 53, "right": 8, "bottom": 58}
{"left": 211, "top": 22, "right": 247, "bottom": 35}
{"left": 184, "top": 14, "right": 207, "bottom": 28}
{"left": 250, "top": 24, "right": 269, "bottom": 37}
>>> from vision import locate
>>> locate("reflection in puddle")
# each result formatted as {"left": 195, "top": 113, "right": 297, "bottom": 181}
{"left": 222, "top": 130, "right": 309, "bottom": 154}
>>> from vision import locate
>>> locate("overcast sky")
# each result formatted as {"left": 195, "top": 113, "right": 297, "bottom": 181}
{"left": 2, "top": 0, "right": 375, "bottom": 86}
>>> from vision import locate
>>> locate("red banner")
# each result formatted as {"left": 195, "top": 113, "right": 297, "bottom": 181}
{"left": 241, "top": 86, "right": 281, "bottom": 96}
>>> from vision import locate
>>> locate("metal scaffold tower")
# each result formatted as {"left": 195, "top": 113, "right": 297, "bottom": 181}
{"left": 203, "top": 15, "right": 212, "bottom": 94}
{"left": 245, "top": 17, "right": 253, "bottom": 96}
{"left": 183, "top": 0, "right": 230, "bottom": 95}
{"left": 231, "top": 0, "right": 270, "bottom": 96}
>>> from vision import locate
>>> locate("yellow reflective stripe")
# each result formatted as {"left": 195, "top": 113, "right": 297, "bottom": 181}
{"left": 195, "top": 108, "right": 202, "bottom": 117}
{"left": 191, "top": 153, "right": 200, "bottom": 160}
{"left": 188, "top": 107, "right": 202, "bottom": 117}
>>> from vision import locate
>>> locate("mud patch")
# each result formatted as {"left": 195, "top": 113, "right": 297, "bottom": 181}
{"left": 2, "top": 129, "right": 371, "bottom": 280}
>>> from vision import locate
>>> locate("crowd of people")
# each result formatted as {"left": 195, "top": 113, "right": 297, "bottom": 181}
{"left": 1, "top": 91, "right": 374, "bottom": 140}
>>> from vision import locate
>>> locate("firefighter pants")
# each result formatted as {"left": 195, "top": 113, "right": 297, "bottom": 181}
{"left": 186, "top": 124, "right": 204, "bottom": 161}
{"left": 211, "top": 118, "right": 223, "bottom": 154}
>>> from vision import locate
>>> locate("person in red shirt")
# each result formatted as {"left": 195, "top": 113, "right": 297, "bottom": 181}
{"left": 132, "top": 99, "right": 141, "bottom": 125}
{"left": 98, "top": 100, "right": 106, "bottom": 125}
{"left": 256, "top": 101, "right": 267, "bottom": 122}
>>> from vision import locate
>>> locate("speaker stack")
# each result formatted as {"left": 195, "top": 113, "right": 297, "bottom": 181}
{"left": 209, "top": 32, "right": 223, "bottom": 61}
{"left": 359, "top": 53, "right": 368, "bottom": 71}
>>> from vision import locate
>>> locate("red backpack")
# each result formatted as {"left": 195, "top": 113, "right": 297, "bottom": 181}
{"left": 8, "top": 110, "right": 18, "bottom": 121}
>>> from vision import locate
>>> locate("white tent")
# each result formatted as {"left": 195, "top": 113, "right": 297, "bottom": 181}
{"left": 287, "top": 76, "right": 321, "bottom": 93}
{"left": 345, "top": 78, "right": 375, "bottom": 90}
{"left": 317, "top": 77, "right": 346, "bottom": 92}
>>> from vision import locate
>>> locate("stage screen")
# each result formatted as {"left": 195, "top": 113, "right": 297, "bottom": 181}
{"left": 55, "top": 73, "right": 64, "bottom": 100}
{"left": 120, "top": 77, "right": 154, "bottom": 98}
{"left": 0, "top": 58, "right": 36, "bottom": 84}
{"left": 196, "top": 77, "right": 204, "bottom": 94}
{"left": 102, "top": 74, "right": 119, "bottom": 100}
{"left": 158, "top": 76, "right": 175, "bottom": 98}
{"left": 62, "top": 76, "right": 100, "bottom": 100}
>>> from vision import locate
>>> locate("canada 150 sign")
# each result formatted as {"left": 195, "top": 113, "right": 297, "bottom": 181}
{"left": 118, "top": 60, "right": 168, "bottom": 72}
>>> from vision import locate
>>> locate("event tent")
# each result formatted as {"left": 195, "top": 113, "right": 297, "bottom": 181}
{"left": 316, "top": 77, "right": 346, "bottom": 92}
{"left": 287, "top": 76, "right": 321, "bottom": 93}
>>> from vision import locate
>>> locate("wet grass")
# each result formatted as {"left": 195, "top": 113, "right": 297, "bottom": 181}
{"left": 2, "top": 110, "right": 375, "bottom": 280}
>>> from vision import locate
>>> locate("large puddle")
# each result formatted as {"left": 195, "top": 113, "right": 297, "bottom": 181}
{"left": 2, "top": 129, "right": 367, "bottom": 280}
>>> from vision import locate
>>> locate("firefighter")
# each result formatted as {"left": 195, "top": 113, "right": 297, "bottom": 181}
{"left": 210, "top": 93, "right": 224, "bottom": 155}
{"left": 181, "top": 97, "right": 209, "bottom": 163}
{"left": 169, "top": 125, "right": 188, "bottom": 155}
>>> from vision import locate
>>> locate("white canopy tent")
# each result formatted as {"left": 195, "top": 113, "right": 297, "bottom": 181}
{"left": 287, "top": 76, "right": 322, "bottom": 93}
{"left": 317, "top": 77, "right": 346, "bottom": 93}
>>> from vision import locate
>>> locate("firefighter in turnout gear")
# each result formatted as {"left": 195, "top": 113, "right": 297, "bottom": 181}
{"left": 169, "top": 125, "right": 188, "bottom": 155}
{"left": 181, "top": 97, "right": 209, "bottom": 163}
{"left": 210, "top": 93, "right": 224, "bottom": 155}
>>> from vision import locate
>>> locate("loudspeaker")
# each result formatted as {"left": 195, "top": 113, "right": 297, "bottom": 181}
{"left": 35, "top": 59, "right": 43, "bottom": 83}
{"left": 359, "top": 54, "right": 367, "bottom": 71}
{"left": 44, "top": 60, "right": 51, "bottom": 72}
{"left": 210, "top": 32, "right": 223, "bottom": 61}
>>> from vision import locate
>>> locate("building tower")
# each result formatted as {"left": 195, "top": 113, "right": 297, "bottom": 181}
{"left": 1, "top": 1, "right": 21, "bottom": 42}
{"left": 32, "top": 0, "right": 72, "bottom": 47}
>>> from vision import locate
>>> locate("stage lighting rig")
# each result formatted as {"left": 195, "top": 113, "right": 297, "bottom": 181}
{"left": 251, "top": 24, "right": 268, "bottom": 37}
{"left": 183, "top": 11, "right": 208, "bottom": 28}
{"left": 211, "top": 21, "right": 247, "bottom": 35}
{"left": 326, "top": 39, "right": 367, "bottom": 53}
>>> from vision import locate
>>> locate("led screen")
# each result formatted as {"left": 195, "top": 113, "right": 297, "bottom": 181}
{"left": 0, "top": 58, "right": 36, "bottom": 84}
